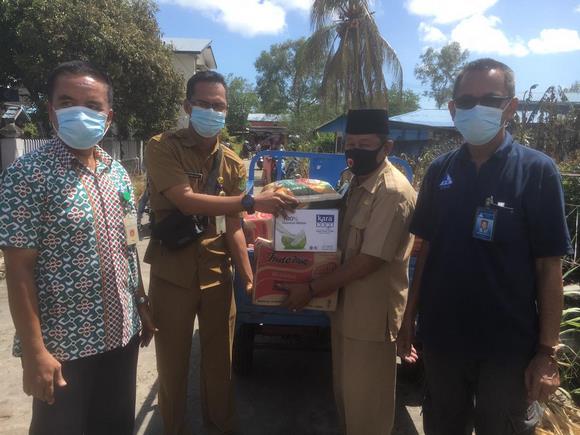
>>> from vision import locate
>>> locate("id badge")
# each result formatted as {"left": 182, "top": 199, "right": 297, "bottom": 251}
{"left": 473, "top": 207, "right": 496, "bottom": 241}
{"left": 216, "top": 215, "right": 226, "bottom": 235}
{"left": 124, "top": 215, "right": 139, "bottom": 245}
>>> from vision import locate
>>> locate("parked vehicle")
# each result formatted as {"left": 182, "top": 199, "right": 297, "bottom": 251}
{"left": 233, "top": 150, "right": 416, "bottom": 375}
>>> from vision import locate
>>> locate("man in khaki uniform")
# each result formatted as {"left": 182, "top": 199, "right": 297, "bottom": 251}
{"left": 284, "top": 109, "right": 416, "bottom": 434}
{"left": 145, "top": 71, "right": 296, "bottom": 435}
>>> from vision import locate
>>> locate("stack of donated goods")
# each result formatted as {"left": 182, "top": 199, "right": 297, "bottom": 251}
{"left": 242, "top": 179, "right": 342, "bottom": 311}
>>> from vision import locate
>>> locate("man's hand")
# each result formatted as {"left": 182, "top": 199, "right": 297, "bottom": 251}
{"left": 525, "top": 353, "right": 560, "bottom": 402}
{"left": 396, "top": 318, "right": 419, "bottom": 364}
{"left": 137, "top": 304, "right": 158, "bottom": 347}
{"left": 245, "top": 279, "right": 254, "bottom": 296}
{"left": 254, "top": 190, "right": 298, "bottom": 217}
{"left": 22, "top": 349, "right": 67, "bottom": 405}
{"left": 279, "top": 283, "right": 311, "bottom": 311}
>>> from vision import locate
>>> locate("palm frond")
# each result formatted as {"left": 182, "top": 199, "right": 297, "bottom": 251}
{"left": 305, "top": 0, "right": 402, "bottom": 111}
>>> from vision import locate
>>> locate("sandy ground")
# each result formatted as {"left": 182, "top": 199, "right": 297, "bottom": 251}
{"left": 0, "top": 240, "right": 425, "bottom": 435}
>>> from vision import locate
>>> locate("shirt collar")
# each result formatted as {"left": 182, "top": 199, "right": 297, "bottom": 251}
{"left": 177, "top": 127, "right": 220, "bottom": 155}
{"left": 354, "top": 160, "right": 388, "bottom": 194}
{"left": 52, "top": 137, "right": 113, "bottom": 171}
{"left": 457, "top": 131, "right": 514, "bottom": 162}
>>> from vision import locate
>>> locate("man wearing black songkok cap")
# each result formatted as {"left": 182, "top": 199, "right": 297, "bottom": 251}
{"left": 284, "top": 109, "right": 417, "bottom": 434}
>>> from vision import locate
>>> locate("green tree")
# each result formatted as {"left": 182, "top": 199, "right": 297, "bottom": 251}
{"left": 302, "top": 0, "right": 402, "bottom": 111}
{"left": 388, "top": 89, "right": 420, "bottom": 116}
{"left": 255, "top": 38, "right": 323, "bottom": 116}
{"left": 225, "top": 74, "right": 259, "bottom": 135}
{"left": 255, "top": 38, "right": 330, "bottom": 140}
{"left": 0, "top": 0, "right": 183, "bottom": 139}
{"left": 415, "top": 41, "right": 469, "bottom": 108}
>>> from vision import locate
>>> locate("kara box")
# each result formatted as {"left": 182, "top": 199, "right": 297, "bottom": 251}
{"left": 253, "top": 238, "right": 339, "bottom": 311}
{"left": 274, "top": 209, "right": 339, "bottom": 252}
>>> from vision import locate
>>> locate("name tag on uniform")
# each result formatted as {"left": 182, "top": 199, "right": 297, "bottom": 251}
{"left": 184, "top": 171, "right": 203, "bottom": 180}
{"left": 473, "top": 207, "right": 496, "bottom": 241}
{"left": 124, "top": 215, "right": 139, "bottom": 245}
{"left": 216, "top": 215, "right": 226, "bottom": 234}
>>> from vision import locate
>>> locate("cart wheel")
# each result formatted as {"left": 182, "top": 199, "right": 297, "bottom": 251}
{"left": 233, "top": 324, "right": 255, "bottom": 376}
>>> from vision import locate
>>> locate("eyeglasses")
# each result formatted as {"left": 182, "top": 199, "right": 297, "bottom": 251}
{"left": 453, "top": 94, "right": 511, "bottom": 110}
{"left": 189, "top": 99, "right": 227, "bottom": 113}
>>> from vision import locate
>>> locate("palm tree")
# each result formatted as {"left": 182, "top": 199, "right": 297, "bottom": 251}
{"left": 301, "top": 0, "right": 403, "bottom": 111}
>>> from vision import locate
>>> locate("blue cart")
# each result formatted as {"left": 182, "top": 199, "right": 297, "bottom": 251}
{"left": 233, "top": 150, "right": 414, "bottom": 374}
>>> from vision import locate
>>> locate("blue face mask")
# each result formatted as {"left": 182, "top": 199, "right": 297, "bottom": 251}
{"left": 55, "top": 106, "right": 108, "bottom": 150}
{"left": 190, "top": 106, "right": 226, "bottom": 138}
{"left": 453, "top": 105, "right": 505, "bottom": 146}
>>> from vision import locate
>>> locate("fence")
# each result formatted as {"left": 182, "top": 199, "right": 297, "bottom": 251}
{"left": 566, "top": 204, "right": 580, "bottom": 268}
{"left": 0, "top": 137, "right": 143, "bottom": 172}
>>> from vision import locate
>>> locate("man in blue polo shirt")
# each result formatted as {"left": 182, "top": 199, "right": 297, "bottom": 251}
{"left": 397, "top": 58, "right": 572, "bottom": 435}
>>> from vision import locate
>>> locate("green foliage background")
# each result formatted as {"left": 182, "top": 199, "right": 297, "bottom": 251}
{"left": 0, "top": 0, "right": 183, "bottom": 139}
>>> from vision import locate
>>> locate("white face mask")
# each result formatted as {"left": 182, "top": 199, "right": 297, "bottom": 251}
{"left": 454, "top": 105, "right": 505, "bottom": 146}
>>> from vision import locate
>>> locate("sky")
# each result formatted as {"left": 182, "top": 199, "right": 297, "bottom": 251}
{"left": 156, "top": 0, "right": 580, "bottom": 108}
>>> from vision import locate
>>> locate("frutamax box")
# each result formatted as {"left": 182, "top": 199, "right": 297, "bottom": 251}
{"left": 253, "top": 238, "right": 339, "bottom": 311}
{"left": 242, "top": 212, "right": 274, "bottom": 245}
{"left": 274, "top": 209, "right": 339, "bottom": 252}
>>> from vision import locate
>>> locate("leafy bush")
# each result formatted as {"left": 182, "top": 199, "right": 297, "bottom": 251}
{"left": 22, "top": 122, "right": 39, "bottom": 138}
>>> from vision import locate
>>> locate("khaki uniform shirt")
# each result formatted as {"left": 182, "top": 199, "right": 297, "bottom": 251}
{"left": 331, "top": 161, "right": 417, "bottom": 342}
{"left": 143, "top": 128, "right": 247, "bottom": 290}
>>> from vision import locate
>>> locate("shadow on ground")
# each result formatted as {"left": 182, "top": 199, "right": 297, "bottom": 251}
{"left": 135, "top": 332, "right": 425, "bottom": 435}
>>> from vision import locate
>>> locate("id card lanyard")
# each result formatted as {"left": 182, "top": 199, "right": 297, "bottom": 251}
{"left": 119, "top": 187, "right": 139, "bottom": 246}
{"left": 472, "top": 195, "right": 514, "bottom": 242}
{"left": 215, "top": 176, "right": 226, "bottom": 234}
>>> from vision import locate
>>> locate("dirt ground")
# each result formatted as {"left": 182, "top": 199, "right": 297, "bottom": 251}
{"left": 0, "top": 238, "right": 425, "bottom": 435}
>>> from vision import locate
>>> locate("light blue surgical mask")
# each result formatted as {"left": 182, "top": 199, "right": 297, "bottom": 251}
{"left": 55, "top": 106, "right": 108, "bottom": 150}
{"left": 453, "top": 105, "right": 505, "bottom": 146}
{"left": 190, "top": 106, "right": 226, "bottom": 138}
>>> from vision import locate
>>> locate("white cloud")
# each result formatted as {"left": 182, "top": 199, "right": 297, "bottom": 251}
{"left": 277, "top": 0, "right": 312, "bottom": 11}
{"left": 418, "top": 22, "right": 447, "bottom": 43}
{"left": 528, "top": 28, "right": 580, "bottom": 54}
{"left": 450, "top": 14, "right": 529, "bottom": 57}
{"left": 575, "top": 3, "right": 580, "bottom": 12}
{"left": 406, "top": 0, "right": 498, "bottom": 24}
{"left": 160, "top": 0, "right": 314, "bottom": 37}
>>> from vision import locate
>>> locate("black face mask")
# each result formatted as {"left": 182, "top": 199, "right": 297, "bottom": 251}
{"left": 345, "top": 146, "right": 383, "bottom": 176}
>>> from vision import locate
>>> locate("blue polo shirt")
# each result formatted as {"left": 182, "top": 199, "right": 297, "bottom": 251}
{"left": 410, "top": 132, "right": 572, "bottom": 356}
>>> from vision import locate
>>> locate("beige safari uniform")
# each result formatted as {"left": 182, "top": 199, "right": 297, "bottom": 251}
{"left": 144, "top": 127, "right": 246, "bottom": 435}
{"left": 331, "top": 160, "right": 416, "bottom": 435}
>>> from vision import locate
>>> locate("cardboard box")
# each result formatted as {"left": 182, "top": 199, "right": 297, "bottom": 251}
{"left": 242, "top": 212, "right": 274, "bottom": 245}
{"left": 253, "top": 238, "right": 339, "bottom": 311}
{"left": 274, "top": 209, "right": 339, "bottom": 252}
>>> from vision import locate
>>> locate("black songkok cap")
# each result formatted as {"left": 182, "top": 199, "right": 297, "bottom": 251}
{"left": 345, "top": 109, "right": 389, "bottom": 135}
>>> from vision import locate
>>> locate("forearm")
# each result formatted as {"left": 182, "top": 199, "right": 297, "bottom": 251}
{"left": 225, "top": 218, "right": 253, "bottom": 283}
{"left": 403, "top": 240, "right": 430, "bottom": 322}
{"left": 311, "top": 253, "right": 384, "bottom": 295}
{"left": 180, "top": 192, "right": 244, "bottom": 216}
{"left": 535, "top": 257, "right": 564, "bottom": 347}
{"left": 4, "top": 250, "right": 45, "bottom": 354}
{"left": 135, "top": 250, "right": 146, "bottom": 297}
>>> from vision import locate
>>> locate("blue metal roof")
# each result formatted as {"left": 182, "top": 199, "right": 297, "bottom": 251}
{"left": 390, "top": 109, "right": 454, "bottom": 128}
{"left": 316, "top": 109, "right": 454, "bottom": 135}
{"left": 563, "top": 92, "right": 580, "bottom": 103}
{"left": 315, "top": 115, "right": 346, "bottom": 133}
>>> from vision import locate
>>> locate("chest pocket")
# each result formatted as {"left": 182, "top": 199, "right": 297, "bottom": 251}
{"left": 491, "top": 206, "right": 526, "bottom": 243}
{"left": 345, "top": 197, "right": 373, "bottom": 256}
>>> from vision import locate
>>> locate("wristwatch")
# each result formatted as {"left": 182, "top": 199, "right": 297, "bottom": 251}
{"left": 241, "top": 194, "right": 255, "bottom": 214}
{"left": 135, "top": 295, "right": 150, "bottom": 308}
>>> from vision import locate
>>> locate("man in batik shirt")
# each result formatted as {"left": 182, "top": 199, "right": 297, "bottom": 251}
{"left": 0, "top": 61, "right": 155, "bottom": 435}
